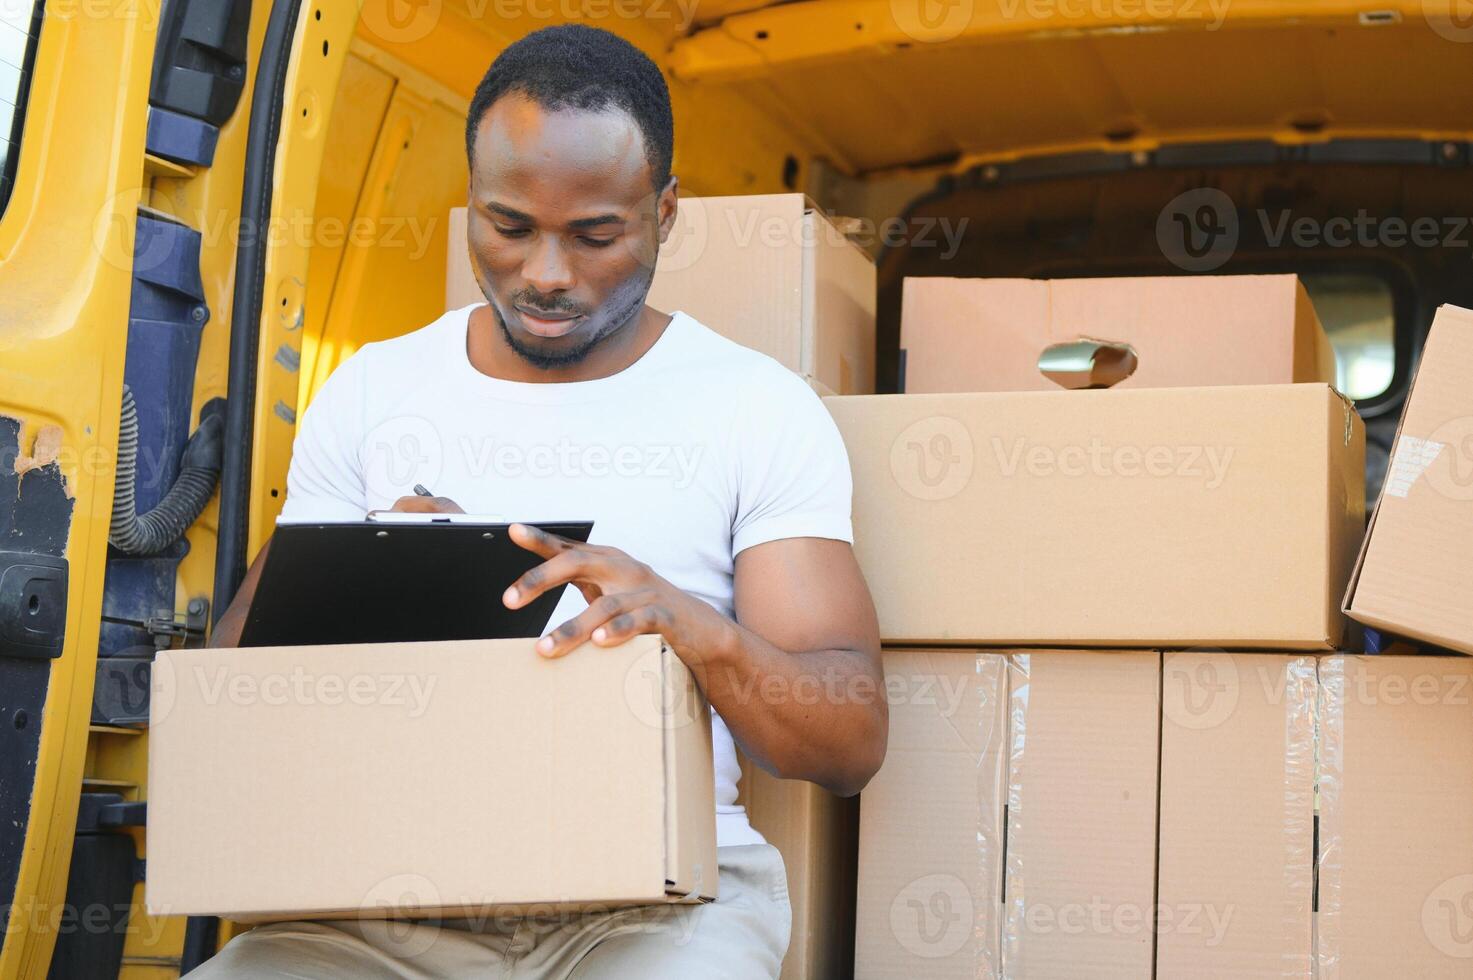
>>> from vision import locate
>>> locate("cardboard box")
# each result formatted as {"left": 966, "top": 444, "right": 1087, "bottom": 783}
{"left": 739, "top": 757, "right": 858, "bottom": 980}
{"left": 855, "top": 650, "right": 1157, "bottom": 979}
{"left": 900, "top": 274, "right": 1336, "bottom": 393}
{"left": 447, "top": 194, "right": 877, "bottom": 394}
{"left": 1345, "top": 303, "right": 1473, "bottom": 655}
{"left": 1157, "top": 652, "right": 1316, "bottom": 977}
{"left": 1004, "top": 651, "right": 1160, "bottom": 977}
{"left": 1317, "top": 655, "right": 1473, "bottom": 977}
{"left": 825, "top": 383, "right": 1365, "bottom": 648}
{"left": 146, "top": 636, "right": 716, "bottom": 920}
{"left": 855, "top": 650, "right": 1007, "bottom": 979}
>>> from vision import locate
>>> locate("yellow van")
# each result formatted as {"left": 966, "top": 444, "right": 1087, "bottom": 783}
{"left": 1, "top": 1, "right": 1469, "bottom": 976}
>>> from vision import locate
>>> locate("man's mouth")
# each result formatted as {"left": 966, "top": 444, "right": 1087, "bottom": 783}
{"left": 514, "top": 304, "right": 585, "bottom": 338}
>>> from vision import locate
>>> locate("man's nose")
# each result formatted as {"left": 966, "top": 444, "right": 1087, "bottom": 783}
{"left": 522, "top": 234, "right": 575, "bottom": 294}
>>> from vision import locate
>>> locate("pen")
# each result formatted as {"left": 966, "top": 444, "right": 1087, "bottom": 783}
{"left": 413, "top": 484, "right": 434, "bottom": 497}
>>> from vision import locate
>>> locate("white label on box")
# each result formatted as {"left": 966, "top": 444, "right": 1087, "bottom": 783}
{"left": 1385, "top": 435, "right": 1445, "bottom": 498}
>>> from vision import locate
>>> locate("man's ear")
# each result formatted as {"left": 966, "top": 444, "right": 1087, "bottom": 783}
{"left": 656, "top": 175, "right": 679, "bottom": 244}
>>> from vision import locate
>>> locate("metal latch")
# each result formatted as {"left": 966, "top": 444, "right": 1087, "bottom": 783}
{"left": 144, "top": 597, "right": 209, "bottom": 648}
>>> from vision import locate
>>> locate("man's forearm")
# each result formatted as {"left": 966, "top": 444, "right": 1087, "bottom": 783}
{"left": 695, "top": 622, "right": 887, "bottom": 797}
{"left": 207, "top": 538, "right": 271, "bottom": 649}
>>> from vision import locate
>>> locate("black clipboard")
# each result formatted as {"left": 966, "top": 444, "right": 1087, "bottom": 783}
{"left": 237, "top": 520, "right": 594, "bottom": 647}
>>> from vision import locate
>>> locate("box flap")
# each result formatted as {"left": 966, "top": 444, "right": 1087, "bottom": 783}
{"left": 660, "top": 642, "right": 718, "bottom": 901}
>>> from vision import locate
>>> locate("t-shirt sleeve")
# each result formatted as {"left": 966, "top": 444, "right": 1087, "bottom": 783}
{"left": 276, "top": 355, "right": 369, "bottom": 524}
{"left": 730, "top": 368, "right": 854, "bottom": 556}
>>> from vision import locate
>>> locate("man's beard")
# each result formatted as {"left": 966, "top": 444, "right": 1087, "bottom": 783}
{"left": 490, "top": 268, "right": 654, "bottom": 371}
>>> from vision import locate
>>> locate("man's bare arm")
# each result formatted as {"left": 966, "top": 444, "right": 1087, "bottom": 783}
{"left": 208, "top": 537, "right": 270, "bottom": 649}
{"left": 504, "top": 526, "right": 887, "bottom": 797}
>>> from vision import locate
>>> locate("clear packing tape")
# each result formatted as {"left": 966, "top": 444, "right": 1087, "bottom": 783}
{"left": 1315, "top": 655, "right": 1344, "bottom": 979}
{"left": 863, "top": 651, "right": 1473, "bottom": 978}
{"left": 873, "top": 651, "right": 1339, "bottom": 979}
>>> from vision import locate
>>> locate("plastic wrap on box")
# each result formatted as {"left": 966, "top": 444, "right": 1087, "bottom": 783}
{"left": 855, "top": 650, "right": 1007, "bottom": 979}
{"left": 1002, "top": 652, "right": 1159, "bottom": 978}
{"left": 1158, "top": 652, "right": 1317, "bottom": 977}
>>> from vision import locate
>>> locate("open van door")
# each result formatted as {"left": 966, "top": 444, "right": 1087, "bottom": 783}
{"left": 0, "top": 0, "right": 262, "bottom": 975}
{"left": 0, "top": 4, "right": 159, "bottom": 976}
{"left": 1, "top": 0, "right": 362, "bottom": 971}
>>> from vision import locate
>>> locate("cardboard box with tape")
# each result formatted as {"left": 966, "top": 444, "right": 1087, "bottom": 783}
{"left": 858, "top": 651, "right": 1473, "bottom": 977}
{"left": 856, "top": 650, "right": 1161, "bottom": 978}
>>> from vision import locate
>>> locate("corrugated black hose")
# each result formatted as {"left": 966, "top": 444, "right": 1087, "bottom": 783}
{"left": 108, "top": 386, "right": 225, "bottom": 555}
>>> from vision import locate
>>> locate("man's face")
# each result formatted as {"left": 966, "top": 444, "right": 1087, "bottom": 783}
{"left": 467, "top": 93, "right": 676, "bottom": 368}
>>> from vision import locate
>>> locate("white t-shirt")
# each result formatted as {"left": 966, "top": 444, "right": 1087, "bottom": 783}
{"left": 277, "top": 305, "right": 854, "bottom": 847}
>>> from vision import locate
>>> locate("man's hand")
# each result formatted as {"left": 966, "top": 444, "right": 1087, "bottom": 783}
{"left": 383, "top": 494, "right": 465, "bottom": 514}
{"left": 504, "top": 523, "right": 885, "bottom": 796}
{"left": 503, "top": 522, "right": 734, "bottom": 663}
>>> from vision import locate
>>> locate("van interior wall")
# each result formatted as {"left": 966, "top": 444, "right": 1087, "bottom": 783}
{"left": 865, "top": 160, "right": 1473, "bottom": 499}
{"left": 298, "top": 1, "right": 826, "bottom": 413}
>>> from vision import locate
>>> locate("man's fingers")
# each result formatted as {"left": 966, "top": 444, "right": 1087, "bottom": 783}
{"left": 590, "top": 604, "right": 669, "bottom": 648}
{"left": 536, "top": 591, "right": 657, "bottom": 658}
{"left": 507, "top": 522, "right": 577, "bottom": 559}
{"left": 387, "top": 495, "right": 464, "bottom": 514}
{"left": 504, "top": 550, "right": 595, "bottom": 609}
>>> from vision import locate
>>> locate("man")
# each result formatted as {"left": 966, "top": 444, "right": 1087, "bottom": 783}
{"left": 197, "top": 23, "right": 885, "bottom": 979}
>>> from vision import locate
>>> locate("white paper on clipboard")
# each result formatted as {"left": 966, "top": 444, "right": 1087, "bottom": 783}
{"left": 366, "top": 511, "right": 510, "bottom": 524}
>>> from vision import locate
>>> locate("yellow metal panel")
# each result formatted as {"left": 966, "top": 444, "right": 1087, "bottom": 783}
{"left": 298, "top": 52, "right": 397, "bottom": 407}
{"left": 247, "top": 1, "right": 369, "bottom": 554}
{"left": 0, "top": 7, "right": 155, "bottom": 976}
{"left": 672, "top": 0, "right": 1473, "bottom": 173}
{"left": 304, "top": 86, "right": 469, "bottom": 400}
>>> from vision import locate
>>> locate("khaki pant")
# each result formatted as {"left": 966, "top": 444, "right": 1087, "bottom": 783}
{"left": 186, "top": 845, "right": 790, "bottom": 979}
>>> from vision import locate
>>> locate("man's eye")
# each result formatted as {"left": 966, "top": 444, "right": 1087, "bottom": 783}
{"left": 579, "top": 237, "right": 615, "bottom": 248}
{"left": 495, "top": 225, "right": 531, "bottom": 239}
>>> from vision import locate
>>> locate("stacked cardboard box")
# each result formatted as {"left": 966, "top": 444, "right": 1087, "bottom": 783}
{"left": 854, "top": 650, "right": 1473, "bottom": 977}
{"left": 839, "top": 274, "right": 1426, "bottom": 977}
{"left": 1345, "top": 304, "right": 1473, "bottom": 655}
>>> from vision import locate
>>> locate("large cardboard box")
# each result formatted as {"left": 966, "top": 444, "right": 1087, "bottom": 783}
{"left": 1345, "top": 303, "right": 1473, "bottom": 655}
{"left": 900, "top": 274, "right": 1336, "bottom": 393}
{"left": 447, "top": 194, "right": 877, "bottom": 394}
{"left": 1157, "top": 652, "right": 1317, "bottom": 977}
{"left": 825, "top": 383, "right": 1365, "bottom": 648}
{"left": 146, "top": 636, "right": 716, "bottom": 920}
{"left": 855, "top": 650, "right": 1158, "bottom": 979}
{"left": 1317, "top": 655, "right": 1473, "bottom": 976}
{"left": 739, "top": 758, "right": 859, "bottom": 980}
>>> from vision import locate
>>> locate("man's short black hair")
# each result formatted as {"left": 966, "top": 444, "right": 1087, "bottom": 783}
{"left": 465, "top": 24, "right": 674, "bottom": 190}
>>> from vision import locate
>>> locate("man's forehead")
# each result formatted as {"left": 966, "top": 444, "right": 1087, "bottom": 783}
{"left": 471, "top": 94, "right": 652, "bottom": 198}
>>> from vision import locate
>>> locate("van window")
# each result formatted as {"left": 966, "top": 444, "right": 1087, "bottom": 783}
{"left": 0, "top": 0, "right": 41, "bottom": 220}
{"left": 1299, "top": 272, "right": 1395, "bottom": 401}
